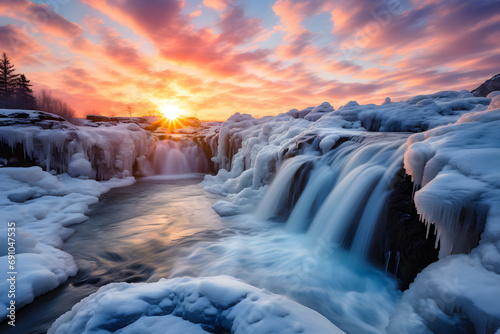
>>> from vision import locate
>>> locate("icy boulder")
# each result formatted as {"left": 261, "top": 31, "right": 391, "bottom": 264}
{"left": 68, "top": 153, "right": 92, "bottom": 178}
{"left": 304, "top": 102, "right": 334, "bottom": 121}
{"left": 389, "top": 105, "right": 500, "bottom": 333}
{"left": 404, "top": 106, "right": 500, "bottom": 257}
{"left": 48, "top": 276, "right": 344, "bottom": 334}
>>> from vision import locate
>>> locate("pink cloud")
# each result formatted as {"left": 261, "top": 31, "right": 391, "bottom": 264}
{"left": 272, "top": 0, "right": 332, "bottom": 33}
{"left": 0, "top": 0, "right": 83, "bottom": 39}
{"left": 83, "top": 16, "right": 150, "bottom": 72}
{"left": 0, "top": 24, "right": 48, "bottom": 66}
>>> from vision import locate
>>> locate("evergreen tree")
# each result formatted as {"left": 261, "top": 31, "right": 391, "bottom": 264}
{"left": 0, "top": 52, "right": 19, "bottom": 108}
{"left": 15, "top": 74, "right": 36, "bottom": 109}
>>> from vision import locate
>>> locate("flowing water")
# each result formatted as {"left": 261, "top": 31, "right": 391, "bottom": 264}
{"left": 1, "top": 176, "right": 232, "bottom": 334}
{"left": 153, "top": 140, "right": 210, "bottom": 174}
{"left": 1, "top": 136, "right": 408, "bottom": 334}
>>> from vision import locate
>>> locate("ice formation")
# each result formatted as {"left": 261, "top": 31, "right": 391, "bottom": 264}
{"left": 0, "top": 109, "right": 155, "bottom": 180}
{"left": 0, "top": 167, "right": 134, "bottom": 318}
{"left": 199, "top": 90, "right": 500, "bottom": 333}
{"left": 388, "top": 97, "right": 500, "bottom": 333}
{"left": 48, "top": 276, "right": 344, "bottom": 334}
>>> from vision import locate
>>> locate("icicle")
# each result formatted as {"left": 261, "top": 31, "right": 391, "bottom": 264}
{"left": 384, "top": 250, "right": 391, "bottom": 274}
{"left": 394, "top": 251, "right": 400, "bottom": 279}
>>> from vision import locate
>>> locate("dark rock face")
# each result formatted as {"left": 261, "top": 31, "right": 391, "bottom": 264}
{"left": 471, "top": 73, "right": 500, "bottom": 97}
{"left": 86, "top": 115, "right": 148, "bottom": 124}
{"left": 274, "top": 161, "right": 314, "bottom": 221}
{"left": 0, "top": 110, "right": 69, "bottom": 127}
{"left": 372, "top": 169, "right": 439, "bottom": 290}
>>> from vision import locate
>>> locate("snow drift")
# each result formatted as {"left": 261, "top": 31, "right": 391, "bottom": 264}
{"left": 0, "top": 167, "right": 134, "bottom": 318}
{"left": 48, "top": 275, "right": 343, "bottom": 334}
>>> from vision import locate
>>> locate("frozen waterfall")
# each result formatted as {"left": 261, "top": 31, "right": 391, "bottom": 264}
{"left": 153, "top": 139, "right": 210, "bottom": 175}
{"left": 257, "top": 133, "right": 408, "bottom": 260}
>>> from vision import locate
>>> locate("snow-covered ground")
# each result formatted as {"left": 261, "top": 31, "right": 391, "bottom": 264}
{"left": 48, "top": 275, "right": 344, "bottom": 334}
{"left": 0, "top": 167, "right": 134, "bottom": 319}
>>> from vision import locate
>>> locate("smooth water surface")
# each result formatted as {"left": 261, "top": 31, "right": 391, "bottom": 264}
{"left": 1, "top": 176, "right": 232, "bottom": 334}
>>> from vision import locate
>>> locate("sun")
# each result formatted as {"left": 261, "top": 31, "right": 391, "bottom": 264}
{"left": 159, "top": 104, "right": 182, "bottom": 120}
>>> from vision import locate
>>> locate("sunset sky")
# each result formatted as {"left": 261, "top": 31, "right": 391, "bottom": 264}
{"left": 1, "top": 0, "right": 499, "bottom": 120}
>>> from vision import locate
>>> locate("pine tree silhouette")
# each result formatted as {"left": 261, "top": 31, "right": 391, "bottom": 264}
{"left": 16, "top": 74, "right": 36, "bottom": 109}
{"left": 0, "top": 52, "right": 20, "bottom": 108}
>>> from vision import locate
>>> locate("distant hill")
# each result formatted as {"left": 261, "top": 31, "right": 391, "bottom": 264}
{"left": 471, "top": 73, "right": 500, "bottom": 97}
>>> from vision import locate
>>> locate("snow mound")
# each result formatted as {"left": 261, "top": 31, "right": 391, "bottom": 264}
{"left": 48, "top": 275, "right": 344, "bottom": 334}
{"left": 0, "top": 167, "right": 134, "bottom": 318}
{"left": 389, "top": 105, "right": 500, "bottom": 333}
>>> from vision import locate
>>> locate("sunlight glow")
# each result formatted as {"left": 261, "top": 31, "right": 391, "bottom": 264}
{"left": 159, "top": 104, "right": 182, "bottom": 120}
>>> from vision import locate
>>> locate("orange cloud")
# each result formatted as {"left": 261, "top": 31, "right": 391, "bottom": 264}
{"left": 188, "top": 10, "right": 202, "bottom": 18}
{"left": 203, "top": 0, "right": 231, "bottom": 11}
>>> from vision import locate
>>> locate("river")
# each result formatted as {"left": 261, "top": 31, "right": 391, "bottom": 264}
{"left": 2, "top": 173, "right": 401, "bottom": 334}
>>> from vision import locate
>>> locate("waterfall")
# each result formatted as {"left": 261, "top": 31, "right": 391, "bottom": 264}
{"left": 153, "top": 139, "right": 210, "bottom": 175}
{"left": 258, "top": 133, "right": 408, "bottom": 260}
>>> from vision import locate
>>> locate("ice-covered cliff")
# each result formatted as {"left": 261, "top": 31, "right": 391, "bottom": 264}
{"left": 0, "top": 110, "right": 155, "bottom": 180}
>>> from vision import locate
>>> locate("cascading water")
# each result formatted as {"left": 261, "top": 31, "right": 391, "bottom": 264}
{"left": 257, "top": 133, "right": 409, "bottom": 260}
{"left": 153, "top": 139, "right": 210, "bottom": 175}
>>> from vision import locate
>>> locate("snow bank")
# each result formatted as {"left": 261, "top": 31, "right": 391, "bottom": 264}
{"left": 0, "top": 109, "right": 155, "bottom": 180}
{"left": 0, "top": 167, "right": 134, "bottom": 318}
{"left": 388, "top": 103, "right": 500, "bottom": 332}
{"left": 335, "top": 90, "right": 490, "bottom": 132}
{"left": 48, "top": 275, "right": 343, "bottom": 334}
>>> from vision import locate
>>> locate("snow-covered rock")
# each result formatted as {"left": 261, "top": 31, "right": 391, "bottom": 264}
{"left": 48, "top": 276, "right": 344, "bottom": 334}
